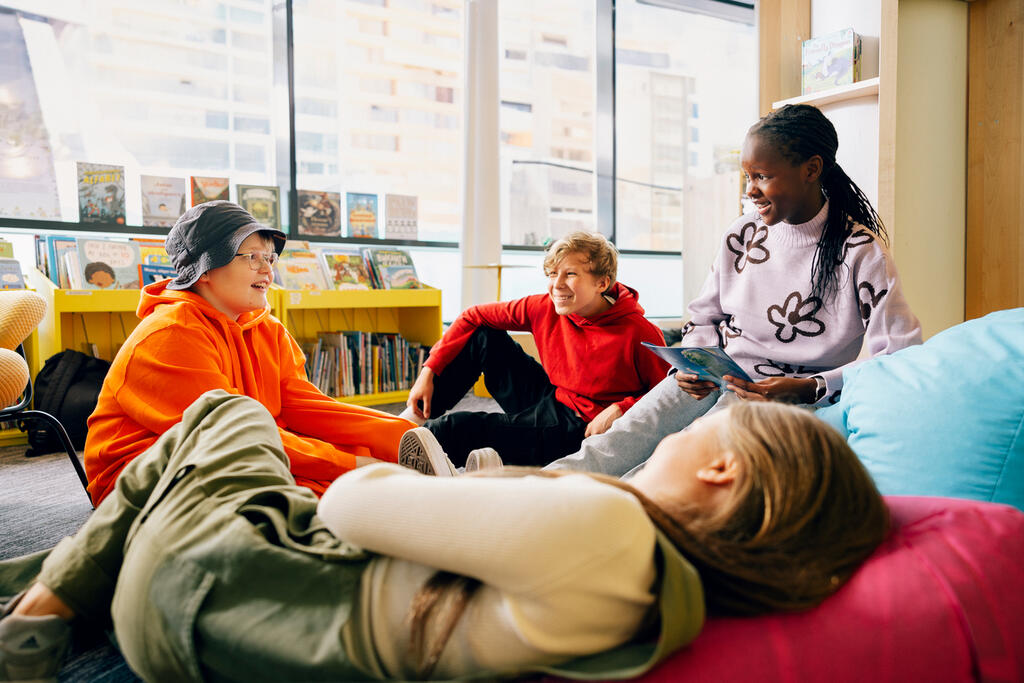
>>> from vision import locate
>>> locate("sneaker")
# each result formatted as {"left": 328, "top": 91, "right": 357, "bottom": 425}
{"left": 0, "top": 592, "right": 70, "bottom": 683}
{"left": 398, "top": 428, "right": 458, "bottom": 476}
{"left": 465, "top": 448, "right": 504, "bottom": 473}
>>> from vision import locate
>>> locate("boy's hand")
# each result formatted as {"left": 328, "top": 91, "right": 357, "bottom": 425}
{"left": 585, "top": 404, "right": 622, "bottom": 437}
{"left": 725, "top": 376, "right": 818, "bottom": 404}
{"left": 674, "top": 372, "right": 717, "bottom": 400}
{"left": 407, "top": 367, "right": 436, "bottom": 419}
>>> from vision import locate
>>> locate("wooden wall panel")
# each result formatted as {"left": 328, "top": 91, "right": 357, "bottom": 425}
{"left": 966, "top": 0, "right": 1024, "bottom": 317}
{"left": 757, "top": 0, "right": 811, "bottom": 114}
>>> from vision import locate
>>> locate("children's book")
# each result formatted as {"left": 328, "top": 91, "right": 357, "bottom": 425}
{"left": 45, "top": 235, "right": 78, "bottom": 287}
{"left": 63, "top": 251, "right": 83, "bottom": 289}
{"left": 274, "top": 241, "right": 330, "bottom": 291}
{"left": 346, "top": 192, "right": 379, "bottom": 239}
{"left": 801, "top": 28, "right": 862, "bottom": 95}
{"left": 190, "top": 175, "right": 230, "bottom": 207}
{"left": 363, "top": 248, "right": 421, "bottom": 289}
{"left": 0, "top": 238, "right": 13, "bottom": 259}
{"left": 140, "top": 175, "right": 186, "bottom": 227}
{"left": 77, "top": 162, "right": 126, "bottom": 224}
{"left": 385, "top": 193, "right": 418, "bottom": 240}
{"left": 131, "top": 238, "right": 172, "bottom": 267}
{"left": 0, "top": 258, "right": 26, "bottom": 289}
{"left": 75, "top": 238, "right": 142, "bottom": 290}
{"left": 237, "top": 184, "right": 281, "bottom": 229}
{"left": 296, "top": 190, "right": 341, "bottom": 237}
{"left": 641, "top": 342, "right": 752, "bottom": 389}
{"left": 138, "top": 263, "right": 177, "bottom": 286}
{"left": 320, "top": 248, "right": 373, "bottom": 290}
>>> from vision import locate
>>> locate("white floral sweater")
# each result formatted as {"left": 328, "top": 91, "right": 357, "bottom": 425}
{"left": 682, "top": 201, "right": 921, "bottom": 405}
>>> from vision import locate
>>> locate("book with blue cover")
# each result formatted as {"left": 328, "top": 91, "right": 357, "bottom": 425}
{"left": 641, "top": 342, "right": 752, "bottom": 389}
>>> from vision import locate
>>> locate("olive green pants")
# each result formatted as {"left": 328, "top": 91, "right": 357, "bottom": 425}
{"left": 3, "top": 390, "right": 373, "bottom": 682}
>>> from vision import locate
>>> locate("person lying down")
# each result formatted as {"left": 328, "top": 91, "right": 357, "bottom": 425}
{"left": 0, "top": 390, "right": 886, "bottom": 682}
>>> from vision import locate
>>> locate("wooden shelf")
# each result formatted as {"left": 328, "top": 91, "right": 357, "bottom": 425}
{"left": 773, "top": 77, "right": 880, "bottom": 109}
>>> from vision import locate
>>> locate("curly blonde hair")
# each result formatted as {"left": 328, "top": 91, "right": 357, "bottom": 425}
{"left": 542, "top": 231, "right": 617, "bottom": 283}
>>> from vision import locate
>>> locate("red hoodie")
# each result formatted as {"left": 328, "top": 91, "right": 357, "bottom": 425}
{"left": 426, "top": 282, "right": 669, "bottom": 420}
{"left": 84, "top": 281, "right": 412, "bottom": 505}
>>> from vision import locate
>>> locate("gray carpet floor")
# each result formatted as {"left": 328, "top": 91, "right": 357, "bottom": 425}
{"left": 0, "top": 393, "right": 499, "bottom": 681}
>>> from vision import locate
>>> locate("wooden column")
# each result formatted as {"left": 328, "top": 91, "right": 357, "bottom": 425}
{"left": 757, "top": 0, "right": 811, "bottom": 115}
{"left": 966, "top": 0, "right": 1024, "bottom": 318}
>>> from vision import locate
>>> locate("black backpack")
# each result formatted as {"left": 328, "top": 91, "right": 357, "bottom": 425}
{"left": 26, "top": 350, "right": 110, "bottom": 456}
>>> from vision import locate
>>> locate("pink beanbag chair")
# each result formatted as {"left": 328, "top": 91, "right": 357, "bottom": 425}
{"left": 544, "top": 496, "right": 1024, "bottom": 683}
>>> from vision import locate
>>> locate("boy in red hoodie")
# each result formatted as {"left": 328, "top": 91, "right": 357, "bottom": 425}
{"left": 402, "top": 232, "right": 669, "bottom": 469}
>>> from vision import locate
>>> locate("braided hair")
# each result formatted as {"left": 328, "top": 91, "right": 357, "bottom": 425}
{"left": 748, "top": 104, "right": 887, "bottom": 304}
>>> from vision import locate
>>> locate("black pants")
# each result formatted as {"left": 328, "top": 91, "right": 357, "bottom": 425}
{"left": 421, "top": 328, "right": 587, "bottom": 467}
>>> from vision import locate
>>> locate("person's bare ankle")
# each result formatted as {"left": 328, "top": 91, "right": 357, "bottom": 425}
{"left": 12, "top": 583, "right": 74, "bottom": 621}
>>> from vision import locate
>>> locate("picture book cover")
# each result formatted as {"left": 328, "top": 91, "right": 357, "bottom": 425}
{"left": 275, "top": 241, "right": 330, "bottom": 291}
{"left": 320, "top": 247, "right": 372, "bottom": 290}
{"left": 385, "top": 193, "right": 418, "bottom": 240}
{"left": 346, "top": 192, "right": 379, "bottom": 239}
{"left": 140, "top": 175, "right": 186, "bottom": 227}
{"left": 641, "top": 342, "right": 752, "bottom": 389}
{"left": 75, "top": 238, "right": 141, "bottom": 290}
{"left": 77, "top": 162, "right": 125, "bottom": 224}
{"left": 297, "top": 190, "right": 341, "bottom": 237}
{"left": 237, "top": 184, "right": 281, "bottom": 229}
{"left": 45, "top": 235, "right": 78, "bottom": 287}
{"left": 131, "top": 238, "right": 171, "bottom": 267}
{"left": 801, "top": 28, "right": 862, "bottom": 95}
{"left": 138, "top": 263, "right": 177, "bottom": 286}
{"left": 0, "top": 258, "right": 25, "bottom": 290}
{"left": 365, "top": 248, "right": 421, "bottom": 289}
{"left": 190, "top": 175, "right": 230, "bottom": 207}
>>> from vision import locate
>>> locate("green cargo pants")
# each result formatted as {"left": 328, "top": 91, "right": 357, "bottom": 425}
{"left": 3, "top": 390, "right": 374, "bottom": 682}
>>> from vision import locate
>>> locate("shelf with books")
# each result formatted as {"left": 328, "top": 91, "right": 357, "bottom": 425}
{"left": 272, "top": 286, "right": 442, "bottom": 406}
{"left": 772, "top": 76, "right": 879, "bottom": 110}
{"left": 26, "top": 269, "right": 142, "bottom": 378}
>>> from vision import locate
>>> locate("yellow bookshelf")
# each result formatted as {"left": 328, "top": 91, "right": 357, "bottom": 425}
{"left": 26, "top": 269, "right": 142, "bottom": 378}
{"left": 272, "top": 286, "right": 442, "bottom": 406}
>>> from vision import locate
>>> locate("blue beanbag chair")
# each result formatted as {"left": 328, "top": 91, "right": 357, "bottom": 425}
{"left": 816, "top": 308, "right": 1024, "bottom": 509}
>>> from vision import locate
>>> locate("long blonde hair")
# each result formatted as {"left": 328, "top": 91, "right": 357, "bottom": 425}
{"left": 408, "top": 402, "right": 888, "bottom": 674}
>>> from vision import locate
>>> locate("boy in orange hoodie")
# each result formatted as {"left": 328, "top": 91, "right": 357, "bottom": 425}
{"left": 84, "top": 201, "right": 413, "bottom": 505}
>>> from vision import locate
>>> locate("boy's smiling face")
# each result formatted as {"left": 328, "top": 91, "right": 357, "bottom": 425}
{"left": 546, "top": 252, "right": 611, "bottom": 318}
{"left": 193, "top": 233, "right": 275, "bottom": 320}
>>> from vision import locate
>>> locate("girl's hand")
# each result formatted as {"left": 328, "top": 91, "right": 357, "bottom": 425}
{"left": 406, "top": 367, "right": 435, "bottom": 419}
{"left": 675, "top": 372, "right": 718, "bottom": 400}
{"left": 725, "top": 376, "right": 818, "bottom": 404}
{"left": 585, "top": 403, "right": 622, "bottom": 437}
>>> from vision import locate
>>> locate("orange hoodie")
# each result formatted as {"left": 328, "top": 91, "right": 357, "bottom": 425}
{"left": 84, "top": 280, "right": 413, "bottom": 505}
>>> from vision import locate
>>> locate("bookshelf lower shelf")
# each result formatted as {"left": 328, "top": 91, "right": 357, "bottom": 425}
{"left": 0, "top": 427, "right": 27, "bottom": 447}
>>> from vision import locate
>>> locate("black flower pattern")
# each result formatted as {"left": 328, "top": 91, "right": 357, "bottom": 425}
{"left": 726, "top": 222, "right": 770, "bottom": 274}
{"left": 767, "top": 291, "right": 825, "bottom": 343}
{"left": 753, "top": 359, "right": 813, "bottom": 377}
{"left": 680, "top": 321, "right": 695, "bottom": 338}
{"left": 857, "top": 281, "right": 888, "bottom": 322}
{"left": 842, "top": 229, "right": 874, "bottom": 261}
{"left": 720, "top": 317, "right": 742, "bottom": 349}
{"left": 826, "top": 390, "right": 842, "bottom": 405}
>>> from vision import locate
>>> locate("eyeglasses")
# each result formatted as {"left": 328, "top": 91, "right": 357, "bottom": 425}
{"left": 235, "top": 252, "right": 279, "bottom": 270}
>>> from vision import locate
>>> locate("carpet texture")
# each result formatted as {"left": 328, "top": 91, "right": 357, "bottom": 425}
{"left": 0, "top": 393, "right": 499, "bottom": 681}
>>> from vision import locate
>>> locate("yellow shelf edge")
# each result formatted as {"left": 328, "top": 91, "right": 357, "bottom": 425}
{"left": 335, "top": 390, "right": 409, "bottom": 406}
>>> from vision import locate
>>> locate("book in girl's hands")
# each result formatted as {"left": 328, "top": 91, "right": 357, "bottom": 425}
{"left": 641, "top": 342, "right": 752, "bottom": 388}
{"left": 362, "top": 248, "right": 421, "bottom": 289}
{"left": 320, "top": 248, "right": 373, "bottom": 290}
{"left": 77, "top": 162, "right": 125, "bottom": 224}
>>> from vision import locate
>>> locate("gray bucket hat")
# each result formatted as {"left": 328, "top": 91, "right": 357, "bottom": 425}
{"left": 165, "top": 200, "right": 287, "bottom": 290}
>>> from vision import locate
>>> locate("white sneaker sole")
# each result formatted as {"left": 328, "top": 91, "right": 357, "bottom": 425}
{"left": 398, "top": 428, "right": 456, "bottom": 476}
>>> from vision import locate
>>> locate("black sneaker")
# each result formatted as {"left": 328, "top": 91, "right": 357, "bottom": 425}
{"left": 0, "top": 592, "right": 70, "bottom": 683}
{"left": 398, "top": 428, "right": 458, "bottom": 476}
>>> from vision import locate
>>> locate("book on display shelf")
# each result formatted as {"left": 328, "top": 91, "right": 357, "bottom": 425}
{"left": 801, "top": 28, "right": 862, "bottom": 95}
{"left": 77, "top": 162, "right": 126, "bottom": 224}
{"left": 274, "top": 240, "right": 330, "bottom": 291}
{"left": 346, "top": 192, "right": 379, "bottom": 239}
{"left": 319, "top": 247, "right": 373, "bottom": 290}
{"left": 190, "top": 175, "right": 230, "bottom": 207}
{"left": 362, "top": 247, "right": 421, "bottom": 290}
{"left": 237, "top": 184, "right": 281, "bottom": 230}
{"left": 384, "top": 193, "right": 418, "bottom": 241}
{"left": 296, "top": 190, "right": 342, "bottom": 237}
{"left": 74, "top": 238, "right": 141, "bottom": 290}
{"left": 140, "top": 175, "right": 186, "bottom": 228}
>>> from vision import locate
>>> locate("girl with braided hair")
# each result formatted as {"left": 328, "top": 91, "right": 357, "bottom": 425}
{"left": 507, "top": 103, "right": 923, "bottom": 478}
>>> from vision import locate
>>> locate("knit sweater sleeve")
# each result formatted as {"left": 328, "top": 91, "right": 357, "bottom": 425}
{"left": 680, "top": 240, "right": 731, "bottom": 349}
{"left": 814, "top": 235, "right": 922, "bottom": 401}
{"left": 425, "top": 298, "right": 535, "bottom": 375}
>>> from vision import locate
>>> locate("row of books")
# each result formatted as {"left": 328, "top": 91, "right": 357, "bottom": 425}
{"left": 72, "top": 163, "right": 419, "bottom": 240}
{"left": 302, "top": 331, "right": 428, "bottom": 398}
{"left": 33, "top": 233, "right": 424, "bottom": 292}
{"left": 277, "top": 241, "right": 422, "bottom": 291}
